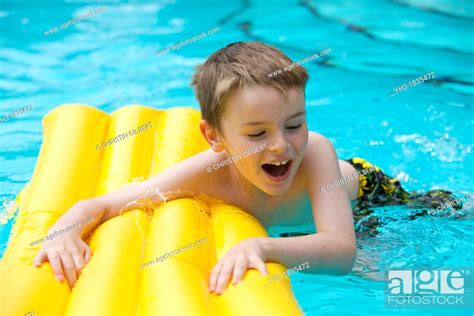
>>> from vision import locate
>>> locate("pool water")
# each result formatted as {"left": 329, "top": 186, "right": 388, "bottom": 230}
{"left": 1, "top": 0, "right": 473, "bottom": 315}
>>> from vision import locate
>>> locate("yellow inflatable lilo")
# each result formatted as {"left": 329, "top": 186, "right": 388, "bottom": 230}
{"left": 0, "top": 104, "right": 304, "bottom": 315}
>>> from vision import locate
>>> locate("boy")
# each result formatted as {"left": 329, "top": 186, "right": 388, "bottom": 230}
{"left": 33, "top": 42, "right": 454, "bottom": 294}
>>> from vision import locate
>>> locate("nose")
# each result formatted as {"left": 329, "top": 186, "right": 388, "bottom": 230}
{"left": 267, "top": 131, "right": 289, "bottom": 155}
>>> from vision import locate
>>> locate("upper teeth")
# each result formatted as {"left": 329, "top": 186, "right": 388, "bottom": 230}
{"left": 268, "top": 160, "right": 289, "bottom": 166}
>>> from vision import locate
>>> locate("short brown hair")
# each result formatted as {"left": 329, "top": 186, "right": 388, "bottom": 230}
{"left": 191, "top": 42, "right": 309, "bottom": 131}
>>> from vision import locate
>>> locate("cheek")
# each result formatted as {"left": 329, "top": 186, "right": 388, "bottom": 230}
{"left": 240, "top": 153, "right": 258, "bottom": 168}
{"left": 223, "top": 138, "right": 247, "bottom": 157}
{"left": 235, "top": 151, "right": 263, "bottom": 173}
{"left": 301, "top": 131, "right": 309, "bottom": 149}
{"left": 290, "top": 129, "right": 308, "bottom": 151}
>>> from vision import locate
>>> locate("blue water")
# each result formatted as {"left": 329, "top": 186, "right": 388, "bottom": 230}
{"left": 1, "top": 0, "right": 473, "bottom": 315}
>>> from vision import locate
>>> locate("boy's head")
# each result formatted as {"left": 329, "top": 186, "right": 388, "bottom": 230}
{"left": 192, "top": 42, "right": 310, "bottom": 195}
{"left": 192, "top": 41, "right": 308, "bottom": 132}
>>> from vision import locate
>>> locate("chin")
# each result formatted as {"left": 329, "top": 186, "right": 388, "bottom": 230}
{"left": 259, "top": 180, "right": 292, "bottom": 196}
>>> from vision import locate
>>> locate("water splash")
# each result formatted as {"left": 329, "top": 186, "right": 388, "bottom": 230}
{"left": 394, "top": 133, "right": 472, "bottom": 162}
{"left": 0, "top": 198, "right": 18, "bottom": 225}
{"left": 118, "top": 187, "right": 169, "bottom": 218}
{"left": 117, "top": 187, "right": 213, "bottom": 263}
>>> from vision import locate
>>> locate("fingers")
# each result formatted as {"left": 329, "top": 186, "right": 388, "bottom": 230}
{"left": 33, "top": 250, "right": 47, "bottom": 267}
{"left": 232, "top": 256, "right": 267, "bottom": 285}
{"left": 252, "top": 257, "right": 268, "bottom": 276}
{"left": 84, "top": 244, "right": 93, "bottom": 263}
{"left": 32, "top": 236, "right": 92, "bottom": 288}
{"left": 210, "top": 255, "right": 269, "bottom": 295}
{"left": 60, "top": 252, "right": 78, "bottom": 288}
{"left": 209, "top": 262, "right": 223, "bottom": 292}
{"left": 213, "top": 260, "right": 235, "bottom": 295}
{"left": 231, "top": 257, "right": 247, "bottom": 285}
{"left": 48, "top": 252, "right": 65, "bottom": 282}
{"left": 71, "top": 246, "right": 86, "bottom": 273}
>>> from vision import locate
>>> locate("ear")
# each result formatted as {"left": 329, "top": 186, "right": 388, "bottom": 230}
{"left": 199, "top": 119, "right": 225, "bottom": 152}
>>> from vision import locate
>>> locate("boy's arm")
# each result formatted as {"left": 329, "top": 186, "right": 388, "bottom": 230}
{"left": 34, "top": 148, "right": 224, "bottom": 287}
{"left": 262, "top": 133, "right": 356, "bottom": 274}
{"left": 209, "top": 133, "right": 356, "bottom": 295}
{"left": 95, "top": 148, "right": 223, "bottom": 223}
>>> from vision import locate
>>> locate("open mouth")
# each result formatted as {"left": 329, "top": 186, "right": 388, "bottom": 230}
{"left": 261, "top": 159, "right": 292, "bottom": 182}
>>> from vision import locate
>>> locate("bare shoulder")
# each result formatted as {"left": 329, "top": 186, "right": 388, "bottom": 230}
{"left": 300, "top": 131, "right": 340, "bottom": 185}
{"left": 174, "top": 149, "right": 242, "bottom": 203}
{"left": 308, "top": 131, "right": 332, "bottom": 146}
{"left": 303, "top": 131, "right": 337, "bottom": 164}
{"left": 164, "top": 148, "right": 227, "bottom": 188}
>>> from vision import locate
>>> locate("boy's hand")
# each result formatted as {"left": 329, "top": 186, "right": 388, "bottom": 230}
{"left": 209, "top": 237, "right": 269, "bottom": 295}
{"left": 33, "top": 231, "right": 92, "bottom": 289}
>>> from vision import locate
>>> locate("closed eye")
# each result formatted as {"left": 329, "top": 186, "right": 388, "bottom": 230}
{"left": 247, "top": 131, "right": 265, "bottom": 138}
{"left": 287, "top": 124, "right": 302, "bottom": 130}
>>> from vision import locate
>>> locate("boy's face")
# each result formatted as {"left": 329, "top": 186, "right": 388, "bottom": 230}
{"left": 216, "top": 85, "right": 308, "bottom": 196}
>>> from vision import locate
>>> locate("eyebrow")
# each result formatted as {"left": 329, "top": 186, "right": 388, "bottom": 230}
{"left": 241, "top": 111, "right": 306, "bottom": 126}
